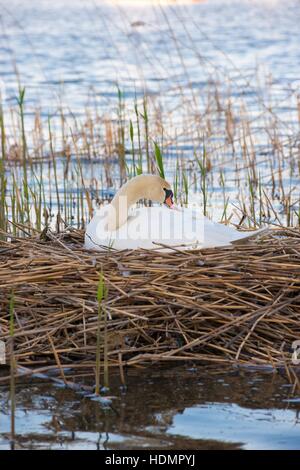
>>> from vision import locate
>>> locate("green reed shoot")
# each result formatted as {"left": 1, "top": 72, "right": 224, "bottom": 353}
{"left": 9, "top": 291, "right": 16, "bottom": 450}
{"left": 0, "top": 97, "right": 6, "bottom": 235}
{"left": 17, "top": 87, "right": 31, "bottom": 228}
{"left": 0, "top": 99, "right": 5, "bottom": 160}
{"left": 154, "top": 141, "right": 165, "bottom": 179}
{"left": 17, "top": 87, "right": 27, "bottom": 162}
{"left": 117, "top": 87, "right": 126, "bottom": 180}
{"left": 219, "top": 170, "right": 229, "bottom": 222}
{"left": 142, "top": 97, "right": 150, "bottom": 173}
{"left": 48, "top": 117, "right": 61, "bottom": 231}
{"left": 0, "top": 100, "right": 6, "bottom": 237}
{"left": 129, "top": 119, "right": 136, "bottom": 176}
{"left": 248, "top": 171, "right": 256, "bottom": 226}
{"left": 182, "top": 168, "right": 188, "bottom": 206}
{"left": 95, "top": 271, "right": 108, "bottom": 394}
{"left": 134, "top": 101, "right": 143, "bottom": 173}
{"left": 195, "top": 146, "right": 208, "bottom": 216}
{"left": 0, "top": 161, "right": 6, "bottom": 237}
{"left": 173, "top": 160, "right": 179, "bottom": 201}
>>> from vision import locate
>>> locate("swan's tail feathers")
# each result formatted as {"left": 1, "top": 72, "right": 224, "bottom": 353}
{"left": 231, "top": 227, "right": 269, "bottom": 244}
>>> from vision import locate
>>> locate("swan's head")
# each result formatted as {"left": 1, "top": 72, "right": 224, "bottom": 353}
{"left": 148, "top": 175, "right": 174, "bottom": 208}
{"left": 163, "top": 187, "right": 174, "bottom": 208}
{"left": 108, "top": 174, "right": 174, "bottom": 231}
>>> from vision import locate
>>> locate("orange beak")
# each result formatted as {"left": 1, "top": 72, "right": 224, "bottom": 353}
{"left": 165, "top": 196, "right": 174, "bottom": 208}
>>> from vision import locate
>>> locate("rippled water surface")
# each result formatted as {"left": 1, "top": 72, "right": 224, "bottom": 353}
{"left": 1, "top": 0, "right": 300, "bottom": 223}
{"left": 1, "top": 0, "right": 300, "bottom": 110}
{"left": 1, "top": 366, "right": 300, "bottom": 450}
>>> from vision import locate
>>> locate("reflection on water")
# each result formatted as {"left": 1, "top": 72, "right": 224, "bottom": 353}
{"left": 1, "top": 366, "right": 300, "bottom": 449}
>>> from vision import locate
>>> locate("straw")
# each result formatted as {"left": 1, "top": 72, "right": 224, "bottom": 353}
{"left": 0, "top": 228, "right": 299, "bottom": 378}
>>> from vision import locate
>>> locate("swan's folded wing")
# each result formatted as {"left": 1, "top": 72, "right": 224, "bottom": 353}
{"left": 203, "top": 218, "right": 266, "bottom": 247}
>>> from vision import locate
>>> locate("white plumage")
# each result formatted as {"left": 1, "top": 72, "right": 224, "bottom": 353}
{"left": 85, "top": 204, "right": 261, "bottom": 251}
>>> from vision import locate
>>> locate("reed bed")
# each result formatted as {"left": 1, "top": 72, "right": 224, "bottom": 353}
{"left": 1, "top": 79, "right": 300, "bottom": 239}
{"left": 1, "top": 227, "right": 300, "bottom": 378}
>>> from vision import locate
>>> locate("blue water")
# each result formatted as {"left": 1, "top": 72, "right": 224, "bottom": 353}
{"left": 1, "top": 0, "right": 300, "bottom": 221}
{"left": 1, "top": 0, "right": 300, "bottom": 111}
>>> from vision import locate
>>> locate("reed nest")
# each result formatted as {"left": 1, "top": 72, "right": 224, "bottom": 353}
{"left": 1, "top": 228, "right": 300, "bottom": 375}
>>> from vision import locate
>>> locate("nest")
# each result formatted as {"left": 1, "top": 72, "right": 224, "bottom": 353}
{"left": 0, "top": 228, "right": 300, "bottom": 377}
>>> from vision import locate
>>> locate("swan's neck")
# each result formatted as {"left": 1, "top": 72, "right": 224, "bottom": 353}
{"left": 107, "top": 178, "right": 153, "bottom": 231}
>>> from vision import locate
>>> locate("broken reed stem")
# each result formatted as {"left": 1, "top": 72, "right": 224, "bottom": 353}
{"left": 47, "top": 333, "right": 67, "bottom": 384}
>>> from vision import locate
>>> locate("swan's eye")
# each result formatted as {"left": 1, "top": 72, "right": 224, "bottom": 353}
{"left": 163, "top": 188, "right": 174, "bottom": 208}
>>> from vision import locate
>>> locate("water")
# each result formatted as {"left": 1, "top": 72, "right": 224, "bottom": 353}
{"left": 1, "top": 0, "right": 300, "bottom": 111}
{"left": 1, "top": 366, "right": 300, "bottom": 450}
{"left": 1, "top": 0, "right": 300, "bottom": 155}
{"left": 1, "top": 0, "right": 300, "bottom": 226}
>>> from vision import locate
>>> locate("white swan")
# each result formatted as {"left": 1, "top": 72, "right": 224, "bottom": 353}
{"left": 84, "top": 174, "right": 263, "bottom": 251}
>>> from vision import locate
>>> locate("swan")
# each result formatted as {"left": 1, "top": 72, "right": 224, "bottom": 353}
{"left": 84, "top": 174, "right": 263, "bottom": 251}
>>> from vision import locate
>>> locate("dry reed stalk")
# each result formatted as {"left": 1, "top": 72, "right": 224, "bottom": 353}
{"left": 0, "top": 228, "right": 300, "bottom": 381}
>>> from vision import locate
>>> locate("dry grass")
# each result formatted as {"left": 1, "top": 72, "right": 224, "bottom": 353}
{"left": 0, "top": 228, "right": 300, "bottom": 380}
